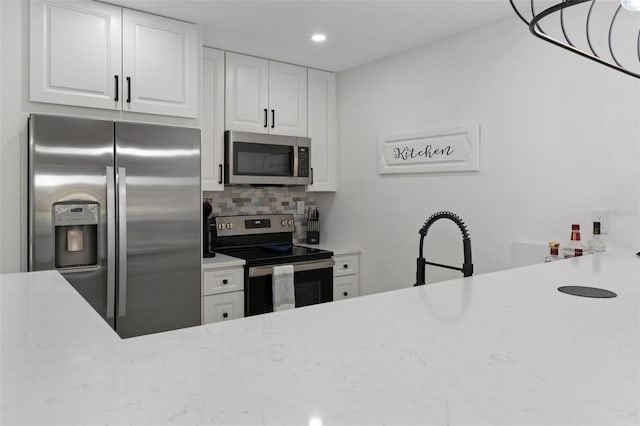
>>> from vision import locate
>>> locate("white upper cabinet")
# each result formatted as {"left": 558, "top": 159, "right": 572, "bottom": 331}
{"left": 307, "top": 69, "right": 338, "bottom": 192}
{"left": 268, "top": 61, "right": 307, "bottom": 137}
{"left": 30, "top": 0, "right": 199, "bottom": 118}
{"left": 201, "top": 47, "right": 225, "bottom": 191}
{"left": 30, "top": 0, "right": 122, "bottom": 110}
{"left": 122, "top": 9, "right": 198, "bottom": 118}
{"left": 225, "top": 52, "right": 307, "bottom": 137}
{"left": 225, "top": 52, "right": 269, "bottom": 134}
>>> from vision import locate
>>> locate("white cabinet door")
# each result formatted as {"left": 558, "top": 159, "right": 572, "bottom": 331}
{"left": 307, "top": 69, "right": 338, "bottom": 191}
{"left": 334, "top": 275, "right": 358, "bottom": 300}
{"left": 225, "top": 52, "right": 269, "bottom": 133}
{"left": 202, "top": 47, "right": 225, "bottom": 191}
{"left": 30, "top": 0, "right": 122, "bottom": 110}
{"left": 268, "top": 61, "right": 307, "bottom": 137}
{"left": 203, "top": 292, "right": 244, "bottom": 324}
{"left": 122, "top": 9, "right": 198, "bottom": 118}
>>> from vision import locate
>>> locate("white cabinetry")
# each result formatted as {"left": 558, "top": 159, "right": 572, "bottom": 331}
{"left": 225, "top": 52, "right": 268, "bottom": 133}
{"left": 30, "top": 0, "right": 122, "bottom": 110}
{"left": 30, "top": 0, "right": 199, "bottom": 118}
{"left": 201, "top": 47, "right": 225, "bottom": 191}
{"left": 122, "top": 9, "right": 198, "bottom": 117}
{"left": 225, "top": 52, "right": 307, "bottom": 137}
{"left": 202, "top": 265, "right": 244, "bottom": 324}
{"left": 307, "top": 69, "right": 338, "bottom": 192}
{"left": 268, "top": 61, "right": 307, "bottom": 137}
{"left": 333, "top": 252, "right": 360, "bottom": 300}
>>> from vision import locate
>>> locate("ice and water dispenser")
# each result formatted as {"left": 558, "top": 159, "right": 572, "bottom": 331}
{"left": 52, "top": 201, "right": 99, "bottom": 269}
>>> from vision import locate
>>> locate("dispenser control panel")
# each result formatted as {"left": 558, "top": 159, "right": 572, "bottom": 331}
{"left": 53, "top": 203, "right": 99, "bottom": 226}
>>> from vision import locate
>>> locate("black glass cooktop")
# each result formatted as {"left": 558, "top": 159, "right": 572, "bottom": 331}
{"left": 216, "top": 244, "right": 333, "bottom": 267}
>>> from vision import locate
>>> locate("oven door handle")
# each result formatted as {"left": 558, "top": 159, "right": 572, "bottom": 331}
{"left": 249, "top": 259, "right": 335, "bottom": 278}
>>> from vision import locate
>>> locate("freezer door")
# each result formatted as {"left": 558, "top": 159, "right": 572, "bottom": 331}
{"left": 28, "top": 114, "right": 116, "bottom": 328}
{"left": 115, "top": 122, "right": 201, "bottom": 338}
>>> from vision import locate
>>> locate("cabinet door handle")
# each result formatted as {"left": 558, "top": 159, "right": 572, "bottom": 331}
{"left": 343, "top": 264, "right": 348, "bottom": 269}
{"left": 218, "top": 164, "right": 223, "bottom": 185}
{"left": 310, "top": 168, "right": 314, "bottom": 185}
{"left": 264, "top": 109, "right": 268, "bottom": 128}
{"left": 126, "top": 77, "right": 131, "bottom": 103}
{"left": 114, "top": 75, "right": 119, "bottom": 102}
{"left": 271, "top": 109, "right": 275, "bottom": 129}
{"left": 343, "top": 291, "right": 348, "bottom": 297}
{"left": 222, "top": 279, "right": 228, "bottom": 285}
{"left": 222, "top": 312, "right": 229, "bottom": 319}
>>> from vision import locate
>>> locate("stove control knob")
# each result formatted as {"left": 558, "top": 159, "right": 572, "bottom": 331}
{"left": 287, "top": 219, "right": 294, "bottom": 226}
{"left": 281, "top": 220, "right": 287, "bottom": 226}
{"left": 225, "top": 223, "right": 233, "bottom": 229}
{"left": 218, "top": 224, "right": 224, "bottom": 230}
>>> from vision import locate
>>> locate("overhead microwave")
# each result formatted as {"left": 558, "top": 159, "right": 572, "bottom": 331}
{"left": 224, "top": 131, "right": 312, "bottom": 186}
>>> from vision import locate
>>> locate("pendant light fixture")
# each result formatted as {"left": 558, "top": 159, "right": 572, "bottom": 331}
{"left": 509, "top": 0, "right": 640, "bottom": 78}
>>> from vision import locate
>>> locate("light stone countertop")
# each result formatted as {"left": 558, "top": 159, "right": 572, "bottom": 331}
{"left": 202, "top": 252, "right": 246, "bottom": 269}
{"left": 1, "top": 251, "right": 638, "bottom": 425}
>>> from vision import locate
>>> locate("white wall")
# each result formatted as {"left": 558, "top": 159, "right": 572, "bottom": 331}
{"left": 0, "top": 0, "right": 200, "bottom": 273}
{"left": 319, "top": 17, "right": 640, "bottom": 295}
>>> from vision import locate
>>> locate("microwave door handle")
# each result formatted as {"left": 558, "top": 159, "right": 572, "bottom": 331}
{"left": 292, "top": 147, "right": 298, "bottom": 178}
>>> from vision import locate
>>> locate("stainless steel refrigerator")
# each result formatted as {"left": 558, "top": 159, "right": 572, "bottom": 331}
{"left": 28, "top": 114, "right": 201, "bottom": 338}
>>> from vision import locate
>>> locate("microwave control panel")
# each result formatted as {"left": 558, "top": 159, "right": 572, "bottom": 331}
{"left": 298, "top": 147, "right": 309, "bottom": 177}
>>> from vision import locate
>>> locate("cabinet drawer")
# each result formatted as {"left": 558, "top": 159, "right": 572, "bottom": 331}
{"left": 203, "top": 267, "right": 244, "bottom": 295}
{"left": 333, "top": 275, "right": 358, "bottom": 300}
{"left": 203, "top": 292, "right": 244, "bottom": 324}
{"left": 333, "top": 254, "right": 359, "bottom": 276}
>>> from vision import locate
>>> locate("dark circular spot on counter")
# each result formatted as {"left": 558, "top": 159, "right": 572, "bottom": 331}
{"left": 558, "top": 286, "right": 617, "bottom": 298}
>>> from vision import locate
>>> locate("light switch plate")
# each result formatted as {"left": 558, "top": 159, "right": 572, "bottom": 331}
{"left": 296, "top": 201, "right": 305, "bottom": 215}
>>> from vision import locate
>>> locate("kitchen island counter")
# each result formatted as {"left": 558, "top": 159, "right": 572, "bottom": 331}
{"left": 1, "top": 251, "right": 638, "bottom": 425}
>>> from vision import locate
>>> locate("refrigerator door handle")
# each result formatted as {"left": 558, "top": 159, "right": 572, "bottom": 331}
{"left": 117, "top": 167, "right": 127, "bottom": 317}
{"left": 106, "top": 167, "right": 116, "bottom": 319}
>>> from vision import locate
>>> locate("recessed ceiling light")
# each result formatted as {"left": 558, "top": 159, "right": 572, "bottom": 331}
{"left": 311, "top": 34, "right": 326, "bottom": 43}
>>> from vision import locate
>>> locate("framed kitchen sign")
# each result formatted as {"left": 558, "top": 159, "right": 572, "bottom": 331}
{"left": 378, "top": 125, "right": 480, "bottom": 175}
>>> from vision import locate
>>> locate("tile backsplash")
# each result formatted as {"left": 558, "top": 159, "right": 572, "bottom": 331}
{"left": 203, "top": 187, "right": 317, "bottom": 243}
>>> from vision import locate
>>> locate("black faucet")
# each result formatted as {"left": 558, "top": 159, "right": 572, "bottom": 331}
{"left": 415, "top": 211, "right": 473, "bottom": 286}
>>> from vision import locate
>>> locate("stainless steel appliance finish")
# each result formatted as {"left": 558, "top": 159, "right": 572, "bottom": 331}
{"left": 28, "top": 114, "right": 201, "bottom": 338}
{"left": 224, "top": 131, "right": 312, "bottom": 186}
{"left": 210, "top": 214, "right": 333, "bottom": 316}
{"left": 214, "top": 214, "right": 296, "bottom": 237}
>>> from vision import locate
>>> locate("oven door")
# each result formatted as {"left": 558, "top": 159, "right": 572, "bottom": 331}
{"left": 246, "top": 259, "right": 334, "bottom": 316}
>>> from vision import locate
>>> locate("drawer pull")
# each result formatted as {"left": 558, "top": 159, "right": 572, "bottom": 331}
{"left": 343, "top": 264, "right": 348, "bottom": 269}
{"left": 222, "top": 312, "right": 228, "bottom": 319}
{"left": 343, "top": 291, "right": 348, "bottom": 297}
{"left": 222, "top": 279, "right": 228, "bottom": 285}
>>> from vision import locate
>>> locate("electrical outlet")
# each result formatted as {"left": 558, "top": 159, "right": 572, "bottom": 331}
{"left": 296, "top": 200, "right": 305, "bottom": 215}
{"left": 591, "top": 208, "right": 610, "bottom": 234}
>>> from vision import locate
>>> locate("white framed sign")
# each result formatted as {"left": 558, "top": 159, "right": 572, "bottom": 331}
{"left": 378, "top": 125, "right": 480, "bottom": 175}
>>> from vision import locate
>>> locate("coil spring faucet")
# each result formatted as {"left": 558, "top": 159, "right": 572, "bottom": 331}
{"left": 415, "top": 211, "right": 473, "bottom": 286}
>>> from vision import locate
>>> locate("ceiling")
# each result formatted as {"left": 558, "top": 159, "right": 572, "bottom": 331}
{"left": 108, "top": 0, "right": 516, "bottom": 72}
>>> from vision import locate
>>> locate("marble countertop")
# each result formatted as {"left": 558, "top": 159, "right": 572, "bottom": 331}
{"left": 1, "top": 251, "right": 638, "bottom": 425}
{"left": 202, "top": 252, "right": 246, "bottom": 269}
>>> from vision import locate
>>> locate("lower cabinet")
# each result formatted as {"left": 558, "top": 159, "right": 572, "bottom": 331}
{"left": 203, "top": 291, "right": 244, "bottom": 324}
{"left": 333, "top": 252, "right": 360, "bottom": 300}
{"left": 202, "top": 265, "right": 244, "bottom": 324}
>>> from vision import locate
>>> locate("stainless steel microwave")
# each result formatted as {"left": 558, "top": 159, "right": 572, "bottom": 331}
{"left": 224, "top": 131, "right": 312, "bottom": 186}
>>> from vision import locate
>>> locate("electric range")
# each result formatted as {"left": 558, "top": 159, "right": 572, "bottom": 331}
{"left": 210, "top": 214, "right": 334, "bottom": 316}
